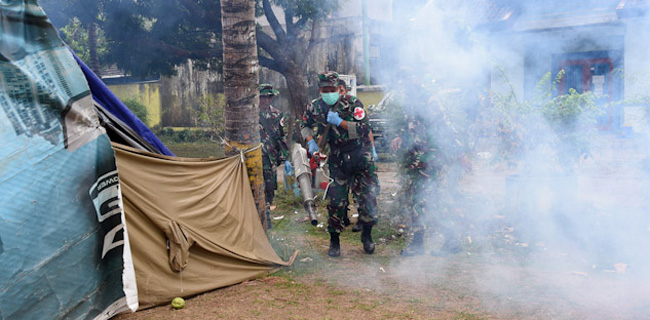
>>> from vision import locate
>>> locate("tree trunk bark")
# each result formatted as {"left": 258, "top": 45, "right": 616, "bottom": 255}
{"left": 87, "top": 22, "right": 100, "bottom": 75}
{"left": 281, "top": 65, "right": 310, "bottom": 143}
{"left": 220, "top": 0, "right": 267, "bottom": 229}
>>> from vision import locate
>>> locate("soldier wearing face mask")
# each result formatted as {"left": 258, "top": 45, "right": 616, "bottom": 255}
{"left": 300, "top": 71, "right": 380, "bottom": 257}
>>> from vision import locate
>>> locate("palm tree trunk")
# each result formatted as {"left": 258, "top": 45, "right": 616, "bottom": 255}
{"left": 87, "top": 22, "right": 100, "bottom": 75}
{"left": 220, "top": 0, "right": 267, "bottom": 229}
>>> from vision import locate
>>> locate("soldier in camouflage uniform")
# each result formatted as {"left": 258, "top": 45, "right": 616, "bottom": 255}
{"left": 390, "top": 78, "right": 471, "bottom": 256}
{"left": 301, "top": 71, "right": 380, "bottom": 257}
{"left": 259, "top": 83, "right": 291, "bottom": 228}
{"left": 337, "top": 79, "right": 379, "bottom": 233}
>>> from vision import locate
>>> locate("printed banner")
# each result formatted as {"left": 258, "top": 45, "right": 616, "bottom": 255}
{"left": 0, "top": 1, "right": 137, "bottom": 319}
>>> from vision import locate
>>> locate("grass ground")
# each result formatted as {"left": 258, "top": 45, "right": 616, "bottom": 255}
{"left": 159, "top": 138, "right": 225, "bottom": 158}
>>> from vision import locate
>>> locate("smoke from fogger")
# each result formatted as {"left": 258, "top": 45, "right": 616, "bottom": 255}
{"left": 364, "top": 0, "right": 650, "bottom": 316}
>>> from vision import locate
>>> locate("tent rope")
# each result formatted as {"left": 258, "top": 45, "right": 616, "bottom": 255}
{"left": 220, "top": 137, "right": 263, "bottom": 163}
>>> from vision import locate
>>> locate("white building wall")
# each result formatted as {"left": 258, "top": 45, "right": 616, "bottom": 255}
{"left": 622, "top": 17, "right": 650, "bottom": 131}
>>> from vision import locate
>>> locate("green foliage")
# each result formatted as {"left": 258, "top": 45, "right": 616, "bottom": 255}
{"left": 490, "top": 70, "right": 604, "bottom": 173}
{"left": 42, "top": 0, "right": 223, "bottom": 78}
{"left": 123, "top": 98, "right": 149, "bottom": 125}
{"left": 194, "top": 94, "right": 226, "bottom": 138}
{"left": 58, "top": 19, "right": 88, "bottom": 63}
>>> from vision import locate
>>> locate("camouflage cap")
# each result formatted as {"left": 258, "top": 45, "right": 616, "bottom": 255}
{"left": 259, "top": 83, "right": 279, "bottom": 96}
{"left": 318, "top": 71, "right": 339, "bottom": 88}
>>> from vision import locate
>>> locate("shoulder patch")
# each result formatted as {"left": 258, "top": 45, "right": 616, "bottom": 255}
{"left": 280, "top": 116, "right": 285, "bottom": 127}
{"left": 353, "top": 107, "right": 366, "bottom": 120}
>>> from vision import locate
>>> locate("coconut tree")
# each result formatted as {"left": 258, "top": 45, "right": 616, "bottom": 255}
{"left": 221, "top": 0, "right": 267, "bottom": 229}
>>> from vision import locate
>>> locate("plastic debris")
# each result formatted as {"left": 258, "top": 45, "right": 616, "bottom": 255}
{"left": 300, "top": 257, "right": 313, "bottom": 262}
{"left": 273, "top": 215, "right": 284, "bottom": 220}
{"left": 379, "top": 267, "right": 386, "bottom": 273}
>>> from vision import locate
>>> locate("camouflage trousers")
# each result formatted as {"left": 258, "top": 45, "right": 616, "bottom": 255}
{"left": 403, "top": 168, "right": 456, "bottom": 240}
{"left": 262, "top": 155, "right": 277, "bottom": 206}
{"left": 403, "top": 170, "right": 435, "bottom": 234}
{"left": 326, "top": 148, "right": 380, "bottom": 233}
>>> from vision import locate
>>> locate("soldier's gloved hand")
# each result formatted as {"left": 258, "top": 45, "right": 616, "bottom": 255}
{"left": 372, "top": 146, "right": 378, "bottom": 161}
{"left": 327, "top": 111, "right": 343, "bottom": 126}
{"left": 284, "top": 160, "right": 293, "bottom": 175}
{"left": 307, "top": 139, "right": 319, "bottom": 155}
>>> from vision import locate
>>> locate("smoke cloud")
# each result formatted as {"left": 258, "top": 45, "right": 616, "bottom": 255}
{"left": 357, "top": 0, "right": 650, "bottom": 317}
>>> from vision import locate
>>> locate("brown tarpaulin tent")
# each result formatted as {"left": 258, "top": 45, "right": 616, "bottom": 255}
{"left": 112, "top": 143, "right": 295, "bottom": 309}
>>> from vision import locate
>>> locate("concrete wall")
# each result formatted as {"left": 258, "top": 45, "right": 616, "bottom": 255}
{"left": 108, "top": 81, "right": 162, "bottom": 127}
{"left": 623, "top": 17, "right": 650, "bottom": 131}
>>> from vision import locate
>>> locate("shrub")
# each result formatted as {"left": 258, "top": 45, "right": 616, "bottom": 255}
{"left": 123, "top": 98, "right": 149, "bottom": 125}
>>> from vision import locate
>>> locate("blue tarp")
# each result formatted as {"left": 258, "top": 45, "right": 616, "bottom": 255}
{"left": 0, "top": 1, "right": 138, "bottom": 319}
{"left": 72, "top": 52, "right": 174, "bottom": 156}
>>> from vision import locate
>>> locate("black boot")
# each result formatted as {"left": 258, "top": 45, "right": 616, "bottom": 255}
{"left": 328, "top": 233, "right": 340, "bottom": 257}
{"left": 351, "top": 221, "right": 362, "bottom": 232}
{"left": 400, "top": 232, "right": 424, "bottom": 256}
{"left": 361, "top": 225, "right": 375, "bottom": 254}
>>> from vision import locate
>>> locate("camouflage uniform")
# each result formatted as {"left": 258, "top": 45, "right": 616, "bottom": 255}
{"left": 301, "top": 78, "right": 380, "bottom": 235}
{"left": 392, "top": 84, "right": 464, "bottom": 256}
{"left": 258, "top": 84, "right": 289, "bottom": 206}
{"left": 340, "top": 93, "right": 370, "bottom": 232}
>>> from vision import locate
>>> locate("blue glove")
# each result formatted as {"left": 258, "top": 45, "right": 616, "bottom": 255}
{"left": 372, "top": 146, "right": 378, "bottom": 161}
{"left": 284, "top": 160, "right": 293, "bottom": 175}
{"left": 307, "top": 139, "right": 319, "bottom": 155}
{"left": 327, "top": 111, "right": 343, "bottom": 126}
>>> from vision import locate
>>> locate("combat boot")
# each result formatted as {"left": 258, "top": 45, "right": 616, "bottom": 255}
{"left": 328, "top": 232, "right": 340, "bottom": 257}
{"left": 400, "top": 232, "right": 424, "bottom": 256}
{"left": 361, "top": 224, "right": 375, "bottom": 254}
{"left": 351, "top": 221, "right": 362, "bottom": 232}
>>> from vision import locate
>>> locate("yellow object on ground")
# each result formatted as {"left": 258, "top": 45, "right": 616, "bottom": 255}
{"left": 171, "top": 297, "right": 185, "bottom": 309}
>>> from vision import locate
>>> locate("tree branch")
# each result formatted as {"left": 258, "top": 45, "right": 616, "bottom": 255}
{"left": 262, "top": 0, "right": 287, "bottom": 45}
{"left": 259, "top": 56, "right": 283, "bottom": 73}
{"left": 284, "top": 7, "right": 295, "bottom": 38}
{"left": 294, "top": 16, "right": 308, "bottom": 32}
{"left": 256, "top": 29, "right": 283, "bottom": 62}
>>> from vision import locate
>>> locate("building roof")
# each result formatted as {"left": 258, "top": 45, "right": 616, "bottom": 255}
{"left": 464, "top": 0, "right": 649, "bottom": 32}
{"left": 617, "top": 0, "right": 650, "bottom": 18}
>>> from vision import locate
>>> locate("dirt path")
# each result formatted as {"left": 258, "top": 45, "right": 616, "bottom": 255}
{"left": 116, "top": 155, "right": 650, "bottom": 320}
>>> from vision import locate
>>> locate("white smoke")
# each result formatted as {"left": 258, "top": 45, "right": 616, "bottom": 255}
{"left": 364, "top": 0, "right": 650, "bottom": 317}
